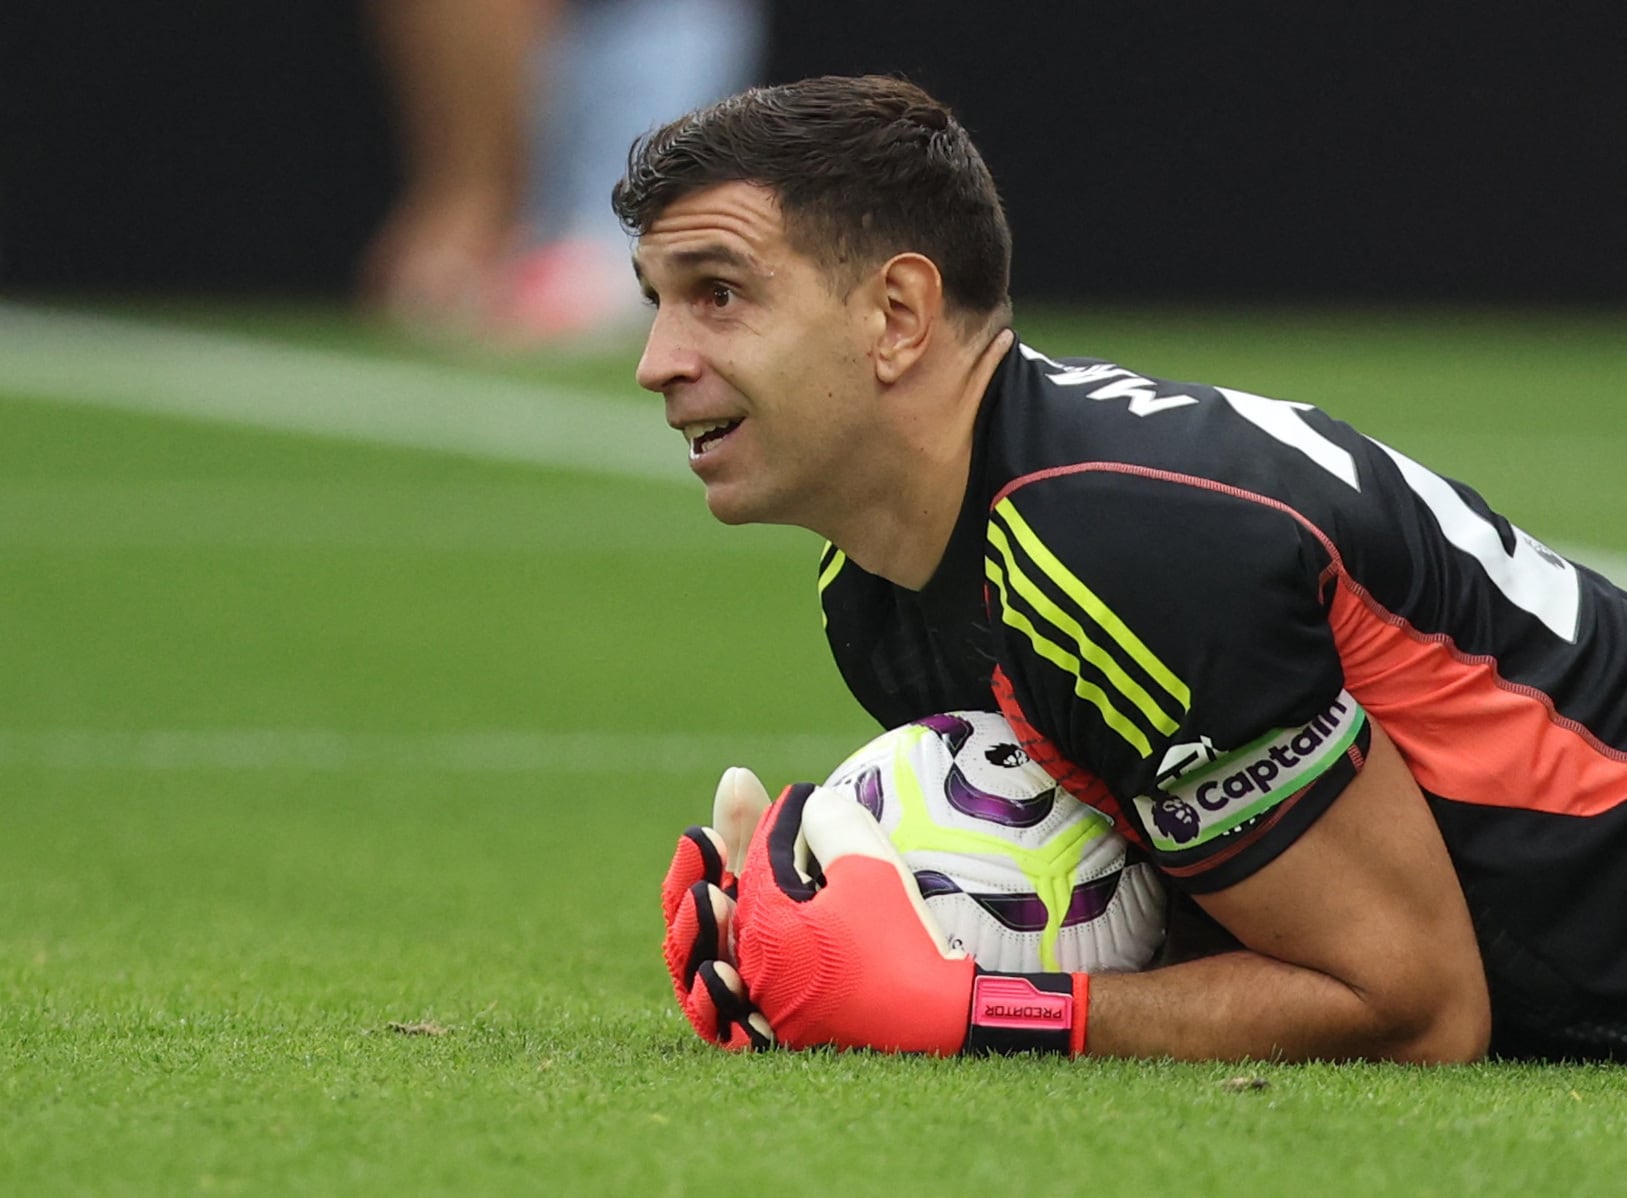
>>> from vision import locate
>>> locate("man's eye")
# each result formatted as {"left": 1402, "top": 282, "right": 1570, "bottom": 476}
{"left": 708, "top": 284, "right": 734, "bottom": 308}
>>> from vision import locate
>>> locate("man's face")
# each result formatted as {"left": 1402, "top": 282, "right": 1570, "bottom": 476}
{"left": 632, "top": 182, "right": 881, "bottom": 529}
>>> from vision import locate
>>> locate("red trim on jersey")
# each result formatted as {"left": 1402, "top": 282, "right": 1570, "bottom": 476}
{"left": 1329, "top": 576, "right": 1627, "bottom": 816}
{"left": 1156, "top": 766, "right": 1339, "bottom": 879}
{"left": 989, "top": 666, "right": 1135, "bottom": 842}
{"left": 993, "top": 463, "right": 1347, "bottom": 573}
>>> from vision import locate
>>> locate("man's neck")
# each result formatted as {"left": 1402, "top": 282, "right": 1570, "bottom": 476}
{"left": 827, "top": 327, "right": 1013, "bottom": 590}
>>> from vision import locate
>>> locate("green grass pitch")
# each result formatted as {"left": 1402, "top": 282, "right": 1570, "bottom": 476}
{"left": 3, "top": 299, "right": 1626, "bottom": 1196}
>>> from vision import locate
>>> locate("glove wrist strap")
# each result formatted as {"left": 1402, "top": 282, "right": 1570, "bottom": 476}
{"left": 964, "top": 968, "right": 1085, "bottom": 1056}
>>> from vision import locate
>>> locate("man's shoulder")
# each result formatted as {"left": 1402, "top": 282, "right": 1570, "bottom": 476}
{"left": 984, "top": 337, "right": 1397, "bottom": 539}
{"left": 986, "top": 340, "right": 1264, "bottom": 488}
{"left": 995, "top": 340, "right": 1232, "bottom": 418}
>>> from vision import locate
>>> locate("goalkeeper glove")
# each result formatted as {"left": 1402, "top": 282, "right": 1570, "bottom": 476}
{"left": 659, "top": 767, "right": 775, "bottom": 1050}
{"left": 670, "top": 779, "right": 1092, "bottom": 1056}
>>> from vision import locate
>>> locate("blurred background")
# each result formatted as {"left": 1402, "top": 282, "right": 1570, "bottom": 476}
{"left": 3, "top": 0, "right": 1621, "bottom": 307}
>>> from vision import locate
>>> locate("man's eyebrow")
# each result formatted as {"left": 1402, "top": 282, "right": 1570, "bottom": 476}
{"left": 665, "top": 244, "right": 760, "bottom": 275}
{"left": 633, "top": 242, "right": 765, "bottom": 296}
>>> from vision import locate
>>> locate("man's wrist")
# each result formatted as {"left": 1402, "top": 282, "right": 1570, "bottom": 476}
{"left": 964, "top": 969, "right": 1090, "bottom": 1056}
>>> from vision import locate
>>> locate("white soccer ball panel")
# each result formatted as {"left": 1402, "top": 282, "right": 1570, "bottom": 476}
{"left": 823, "top": 710, "right": 1166, "bottom": 975}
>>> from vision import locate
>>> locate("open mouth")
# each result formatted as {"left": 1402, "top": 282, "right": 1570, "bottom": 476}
{"left": 687, "top": 418, "right": 743, "bottom": 459}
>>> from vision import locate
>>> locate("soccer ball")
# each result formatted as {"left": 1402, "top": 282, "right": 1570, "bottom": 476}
{"left": 822, "top": 710, "right": 1166, "bottom": 975}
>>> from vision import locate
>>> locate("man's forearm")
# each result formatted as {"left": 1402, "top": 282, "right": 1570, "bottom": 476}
{"left": 1088, "top": 949, "right": 1484, "bottom": 1063}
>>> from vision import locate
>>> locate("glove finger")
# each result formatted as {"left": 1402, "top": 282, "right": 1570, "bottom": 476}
{"left": 742, "top": 782, "right": 823, "bottom": 902}
{"left": 696, "top": 881, "right": 739, "bottom": 969}
{"left": 661, "top": 824, "right": 726, "bottom": 925}
{"left": 694, "top": 960, "right": 775, "bottom": 1052}
{"left": 663, "top": 879, "right": 735, "bottom": 1002}
{"left": 677, "top": 958, "right": 757, "bottom": 1048}
{"left": 712, "top": 767, "right": 773, "bottom": 881}
{"left": 740, "top": 1008, "right": 776, "bottom": 1050}
{"left": 675, "top": 957, "right": 733, "bottom": 1046}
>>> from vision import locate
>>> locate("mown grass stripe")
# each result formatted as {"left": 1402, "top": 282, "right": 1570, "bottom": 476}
{"left": 0, "top": 301, "right": 686, "bottom": 483}
{"left": 0, "top": 728, "right": 863, "bottom": 774}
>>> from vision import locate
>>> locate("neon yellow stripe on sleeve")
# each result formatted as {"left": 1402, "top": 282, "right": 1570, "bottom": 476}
{"left": 987, "top": 521, "right": 1181, "bottom": 737}
{"left": 985, "top": 556, "right": 1155, "bottom": 758}
{"left": 817, "top": 543, "right": 846, "bottom": 594}
{"left": 993, "top": 498, "right": 1190, "bottom": 710}
{"left": 817, "top": 543, "right": 846, "bottom": 629}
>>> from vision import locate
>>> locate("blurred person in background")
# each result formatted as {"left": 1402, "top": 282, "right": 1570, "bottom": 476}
{"left": 360, "top": 0, "right": 763, "bottom": 344}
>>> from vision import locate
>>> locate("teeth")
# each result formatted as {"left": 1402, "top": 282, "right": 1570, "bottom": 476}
{"left": 684, "top": 419, "right": 734, "bottom": 443}
{"left": 684, "top": 418, "right": 740, "bottom": 458}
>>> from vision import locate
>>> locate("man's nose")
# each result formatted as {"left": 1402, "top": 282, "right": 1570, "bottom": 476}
{"left": 635, "top": 309, "right": 701, "bottom": 394}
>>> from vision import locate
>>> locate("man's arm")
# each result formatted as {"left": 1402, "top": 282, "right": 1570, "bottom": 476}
{"left": 1089, "top": 721, "right": 1491, "bottom": 1062}
{"left": 663, "top": 721, "right": 1491, "bottom": 1062}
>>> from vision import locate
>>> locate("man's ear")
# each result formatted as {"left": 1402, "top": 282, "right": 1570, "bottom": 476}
{"left": 871, "top": 253, "right": 943, "bottom": 384}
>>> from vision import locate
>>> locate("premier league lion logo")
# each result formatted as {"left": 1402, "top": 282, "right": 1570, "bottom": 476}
{"left": 1150, "top": 797, "right": 1202, "bottom": 845}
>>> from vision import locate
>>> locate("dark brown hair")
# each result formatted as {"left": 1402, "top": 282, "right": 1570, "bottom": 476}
{"left": 613, "top": 75, "right": 1011, "bottom": 322}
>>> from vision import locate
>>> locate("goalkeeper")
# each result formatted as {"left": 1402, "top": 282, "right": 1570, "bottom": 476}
{"left": 617, "top": 75, "right": 1627, "bottom": 1062}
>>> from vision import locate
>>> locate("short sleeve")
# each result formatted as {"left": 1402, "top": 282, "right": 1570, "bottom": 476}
{"left": 985, "top": 466, "right": 1371, "bottom": 892}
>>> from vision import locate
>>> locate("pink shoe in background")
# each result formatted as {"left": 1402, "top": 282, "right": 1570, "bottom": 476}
{"left": 485, "top": 238, "right": 647, "bottom": 348}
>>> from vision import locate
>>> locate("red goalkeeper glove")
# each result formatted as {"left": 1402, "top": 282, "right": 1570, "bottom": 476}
{"left": 659, "top": 767, "right": 775, "bottom": 1050}
{"left": 683, "top": 780, "right": 1091, "bottom": 1056}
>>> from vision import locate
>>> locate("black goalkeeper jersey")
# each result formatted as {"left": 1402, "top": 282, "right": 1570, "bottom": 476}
{"left": 820, "top": 338, "right": 1627, "bottom": 1058}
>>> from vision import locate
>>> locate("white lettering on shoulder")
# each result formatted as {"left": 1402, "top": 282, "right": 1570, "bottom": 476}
{"left": 1019, "top": 345, "right": 1200, "bottom": 416}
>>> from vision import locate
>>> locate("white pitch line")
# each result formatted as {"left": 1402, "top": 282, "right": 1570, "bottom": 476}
{"left": 0, "top": 301, "right": 688, "bottom": 484}
{"left": 0, "top": 728, "right": 865, "bottom": 774}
